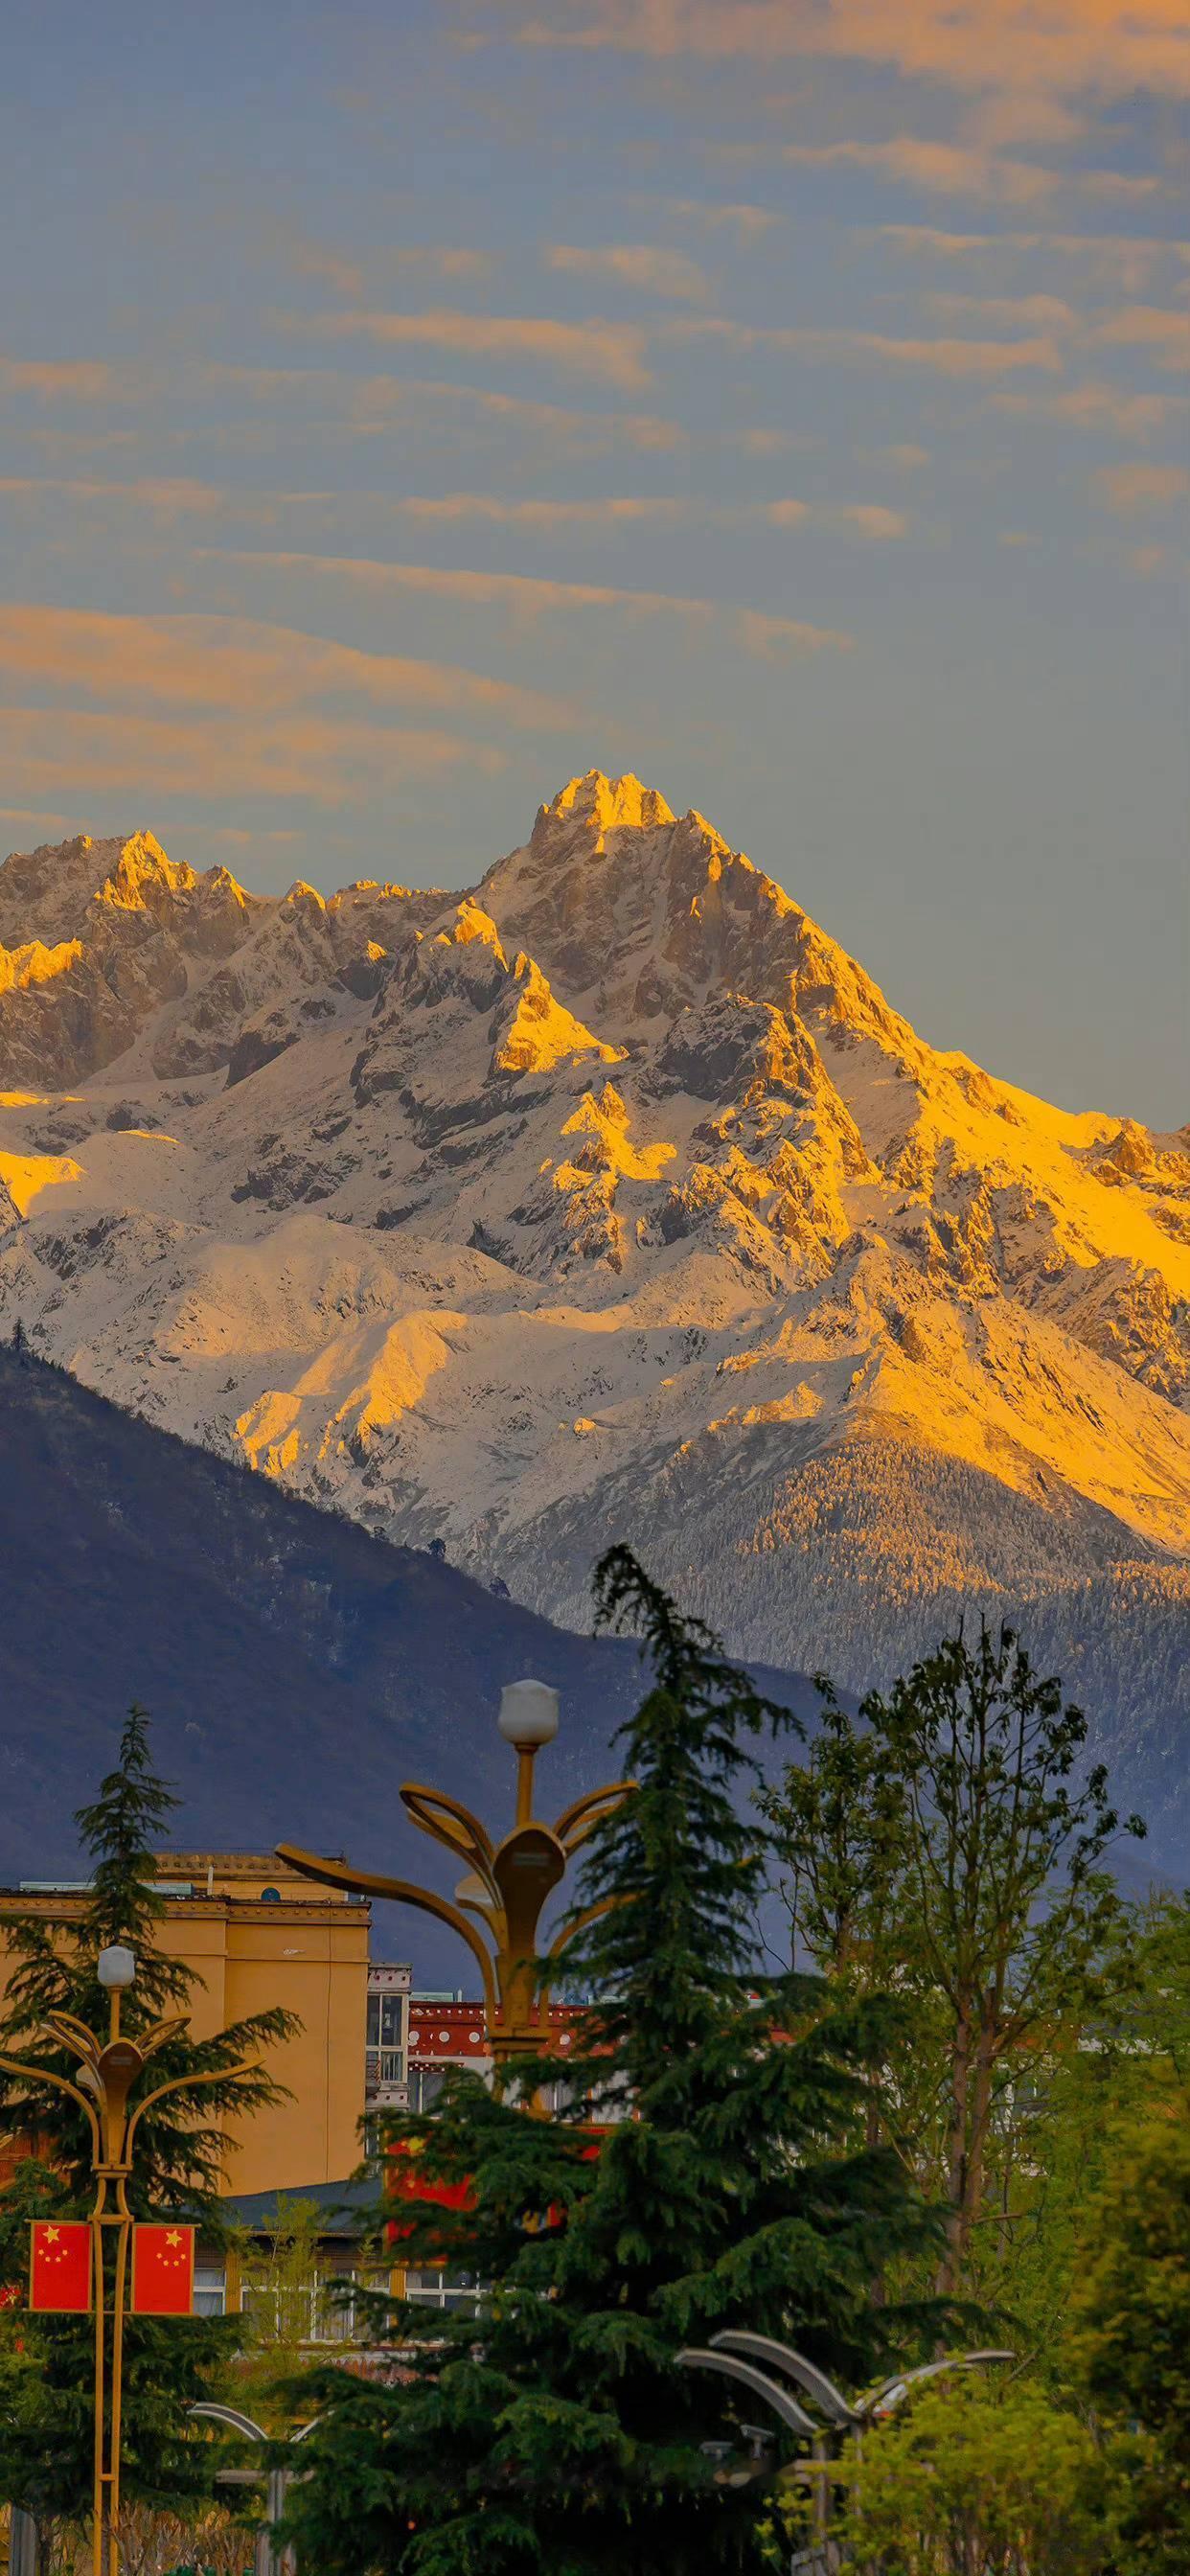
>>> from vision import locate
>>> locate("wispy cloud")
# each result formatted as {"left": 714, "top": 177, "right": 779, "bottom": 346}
{"left": 514, "top": 2, "right": 1190, "bottom": 106}
{"left": 201, "top": 547, "right": 854, "bottom": 655}
{"left": 782, "top": 138, "right": 1063, "bottom": 207}
{"left": 1088, "top": 305, "right": 1190, "bottom": 370}
{"left": 0, "top": 706, "right": 506, "bottom": 809}
{"left": 780, "top": 136, "right": 1162, "bottom": 206}
{"left": 283, "top": 306, "right": 653, "bottom": 389}
{"left": 669, "top": 198, "right": 779, "bottom": 242}
{"left": 668, "top": 314, "right": 1064, "bottom": 377}
{"left": 871, "top": 225, "right": 1189, "bottom": 292}
{"left": 293, "top": 238, "right": 495, "bottom": 294}
{"left": 0, "top": 475, "right": 242, "bottom": 525}
{"left": 544, "top": 242, "right": 710, "bottom": 301}
{"left": 388, "top": 493, "right": 692, "bottom": 528}
{"left": 1090, "top": 461, "right": 1190, "bottom": 513}
{"left": 0, "top": 604, "right": 571, "bottom": 729}
{"left": 989, "top": 381, "right": 1189, "bottom": 437}
{"left": 0, "top": 355, "right": 122, "bottom": 402}
{"left": 0, "top": 349, "right": 687, "bottom": 453}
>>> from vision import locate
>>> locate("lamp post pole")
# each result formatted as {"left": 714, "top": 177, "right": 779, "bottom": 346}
{"left": 278, "top": 1679, "right": 629, "bottom": 2075}
{"left": 0, "top": 1947, "right": 255, "bottom": 2576}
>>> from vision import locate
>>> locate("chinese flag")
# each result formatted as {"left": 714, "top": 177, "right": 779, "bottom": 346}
{"left": 29, "top": 2220, "right": 92, "bottom": 2312}
{"left": 130, "top": 2223, "right": 195, "bottom": 2316}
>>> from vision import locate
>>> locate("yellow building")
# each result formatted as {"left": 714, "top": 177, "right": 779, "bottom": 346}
{"left": 0, "top": 1852, "right": 412, "bottom": 2198}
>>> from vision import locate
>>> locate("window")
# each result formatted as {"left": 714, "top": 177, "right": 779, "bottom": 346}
{"left": 408, "top": 2066, "right": 444, "bottom": 2113}
{"left": 367, "top": 1991, "right": 404, "bottom": 2048}
{"left": 401, "top": 2266, "right": 481, "bottom": 2315}
{"left": 194, "top": 2263, "right": 225, "bottom": 2318}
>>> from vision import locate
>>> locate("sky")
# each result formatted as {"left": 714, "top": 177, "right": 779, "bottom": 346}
{"left": 1, "top": 0, "right": 1187, "bottom": 1122}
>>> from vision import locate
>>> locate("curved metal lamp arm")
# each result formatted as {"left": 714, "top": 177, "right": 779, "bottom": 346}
{"left": 125, "top": 2058, "right": 259, "bottom": 2153}
{"left": 276, "top": 1846, "right": 499, "bottom": 2020}
{"left": 552, "top": 1782, "right": 633, "bottom": 1854}
{"left": 37, "top": 2012, "right": 104, "bottom": 2068}
{"left": 676, "top": 2348, "right": 818, "bottom": 2440}
{"left": 0, "top": 2048, "right": 102, "bottom": 2160}
{"left": 545, "top": 1894, "right": 620, "bottom": 1963}
{"left": 188, "top": 2402, "right": 267, "bottom": 2445}
{"left": 858, "top": 2351, "right": 1015, "bottom": 2418}
{"left": 710, "top": 2332, "right": 859, "bottom": 2428}
{"left": 400, "top": 1784, "right": 497, "bottom": 1874}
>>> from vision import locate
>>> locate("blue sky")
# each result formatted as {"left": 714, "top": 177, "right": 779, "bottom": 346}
{"left": 1, "top": 0, "right": 1186, "bottom": 1119}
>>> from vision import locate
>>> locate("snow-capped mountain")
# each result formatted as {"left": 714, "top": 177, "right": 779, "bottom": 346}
{"left": 2, "top": 773, "right": 1187, "bottom": 1819}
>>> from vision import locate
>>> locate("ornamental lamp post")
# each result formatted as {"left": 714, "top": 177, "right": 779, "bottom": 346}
{"left": 278, "top": 1678, "right": 629, "bottom": 2076}
{"left": 0, "top": 1948, "right": 257, "bottom": 2576}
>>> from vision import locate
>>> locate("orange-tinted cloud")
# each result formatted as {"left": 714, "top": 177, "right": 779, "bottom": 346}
{"left": 203, "top": 547, "right": 854, "bottom": 654}
{"left": 670, "top": 314, "right": 1064, "bottom": 375}
{"left": 0, "top": 706, "right": 505, "bottom": 808}
{"left": 1089, "top": 305, "right": 1190, "bottom": 370}
{"left": 0, "top": 605, "right": 571, "bottom": 729}
{"left": 544, "top": 242, "right": 710, "bottom": 300}
{"left": 515, "top": 2, "right": 1190, "bottom": 104}
{"left": 990, "top": 381, "right": 1189, "bottom": 436}
{"left": 783, "top": 138, "right": 1061, "bottom": 206}
{"left": 286, "top": 307, "right": 653, "bottom": 389}
{"left": 0, "top": 356, "right": 122, "bottom": 401}
{"left": 872, "top": 226, "right": 1187, "bottom": 292}
{"left": 1090, "top": 461, "right": 1190, "bottom": 513}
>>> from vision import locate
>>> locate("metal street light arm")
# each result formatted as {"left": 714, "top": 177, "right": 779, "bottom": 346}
{"left": 276, "top": 1845, "right": 500, "bottom": 2020}
{"left": 858, "top": 2351, "right": 1015, "bottom": 2417}
{"left": 676, "top": 2348, "right": 819, "bottom": 2439}
{"left": 551, "top": 1782, "right": 633, "bottom": 1853}
{"left": 0, "top": 2047, "right": 103, "bottom": 2161}
{"left": 124, "top": 2058, "right": 261, "bottom": 2155}
{"left": 709, "top": 2332, "right": 859, "bottom": 2428}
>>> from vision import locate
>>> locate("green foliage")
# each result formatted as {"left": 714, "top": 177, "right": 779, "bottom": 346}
{"left": 1068, "top": 2097, "right": 1190, "bottom": 2572}
{"left": 286, "top": 1549, "right": 945, "bottom": 2576}
{"left": 235, "top": 2195, "right": 327, "bottom": 2431}
{"left": 762, "top": 1627, "right": 1144, "bottom": 2298}
{"left": 0, "top": 1706, "right": 297, "bottom": 2533}
{"left": 839, "top": 2376, "right": 1108, "bottom": 2575}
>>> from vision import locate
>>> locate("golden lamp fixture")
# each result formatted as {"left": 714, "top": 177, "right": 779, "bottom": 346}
{"left": 278, "top": 1679, "right": 629, "bottom": 2065}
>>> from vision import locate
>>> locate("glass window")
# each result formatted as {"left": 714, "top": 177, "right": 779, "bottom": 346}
{"left": 194, "top": 2263, "right": 225, "bottom": 2318}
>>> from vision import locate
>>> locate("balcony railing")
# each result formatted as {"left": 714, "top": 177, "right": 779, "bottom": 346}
{"left": 365, "top": 2047, "right": 406, "bottom": 2090}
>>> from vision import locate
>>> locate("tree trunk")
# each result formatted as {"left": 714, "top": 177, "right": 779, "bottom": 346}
{"left": 935, "top": 1992, "right": 973, "bottom": 2297}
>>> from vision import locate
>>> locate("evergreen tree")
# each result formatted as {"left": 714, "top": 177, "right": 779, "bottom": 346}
{"left": 286, "top": 1550, "right": 944, "bottom": 2576}
{"left": 0, "top": 1706, "right": 296, "bottom": 2542}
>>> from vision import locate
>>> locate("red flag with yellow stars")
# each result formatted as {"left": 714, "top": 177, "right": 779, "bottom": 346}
{"left": 130, "top": 2223, "right": 195, "bottom": 2316}
{"left": 29, "top": 2220, "right": 92, "bottom": 2312}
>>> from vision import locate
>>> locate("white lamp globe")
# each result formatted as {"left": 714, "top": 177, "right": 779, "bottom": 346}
{"left": 497, "top": 1679, "right": 560, "bottom": 1748}
{"left": 97, "top": 1944, "right": 136, "bottom": 1990}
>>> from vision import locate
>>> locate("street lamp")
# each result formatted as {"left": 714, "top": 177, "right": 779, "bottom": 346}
{"left": 278, "top": 1678, "right": 629, "bottom": 2073}
{"left": 677, "top": 2332, "right": 1015, "bottom": 2567}
{"left": 188, "top": 2403, "right": 320, "bottom": 2576}
{"left": 0, "top": 1954, "right": 256, "bottom": 2576}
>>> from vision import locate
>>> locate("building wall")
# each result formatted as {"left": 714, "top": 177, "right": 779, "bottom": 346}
{"left": 0, "top": 1853, "right": 374, "bottom": 2198}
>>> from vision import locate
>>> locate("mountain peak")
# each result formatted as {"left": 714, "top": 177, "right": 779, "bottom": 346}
{"left": 536, "top": 771, "right": 675, "bottom": 841}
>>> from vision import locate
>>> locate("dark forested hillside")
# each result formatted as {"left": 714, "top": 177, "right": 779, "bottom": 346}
{"left": 0, "top": 1342, "right": 820, "bottom": 1977}
{"left": 0, "top": 1344, "right": 1179, "bottom": 1958}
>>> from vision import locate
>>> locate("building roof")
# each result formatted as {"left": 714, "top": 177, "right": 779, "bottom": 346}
{"left": 222, "top": 2175, "right": 377, "bottom": 2240}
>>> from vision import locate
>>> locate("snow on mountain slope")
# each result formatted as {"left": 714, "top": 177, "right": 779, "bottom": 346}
{"left": 1, "top": 775, "right": 1186, "bottom": 1800}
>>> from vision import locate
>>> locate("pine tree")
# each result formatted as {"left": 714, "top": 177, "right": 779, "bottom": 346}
{"left": 286, "top": 1550, "right": 944, "bottom": 2576}
{"left": 0, "top": 1705, "right": 297, "bottom": 2541}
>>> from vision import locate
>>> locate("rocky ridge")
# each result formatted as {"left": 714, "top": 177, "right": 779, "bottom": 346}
{"left": 1, "top": 773, "right": 1187, "bottom": 1813}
